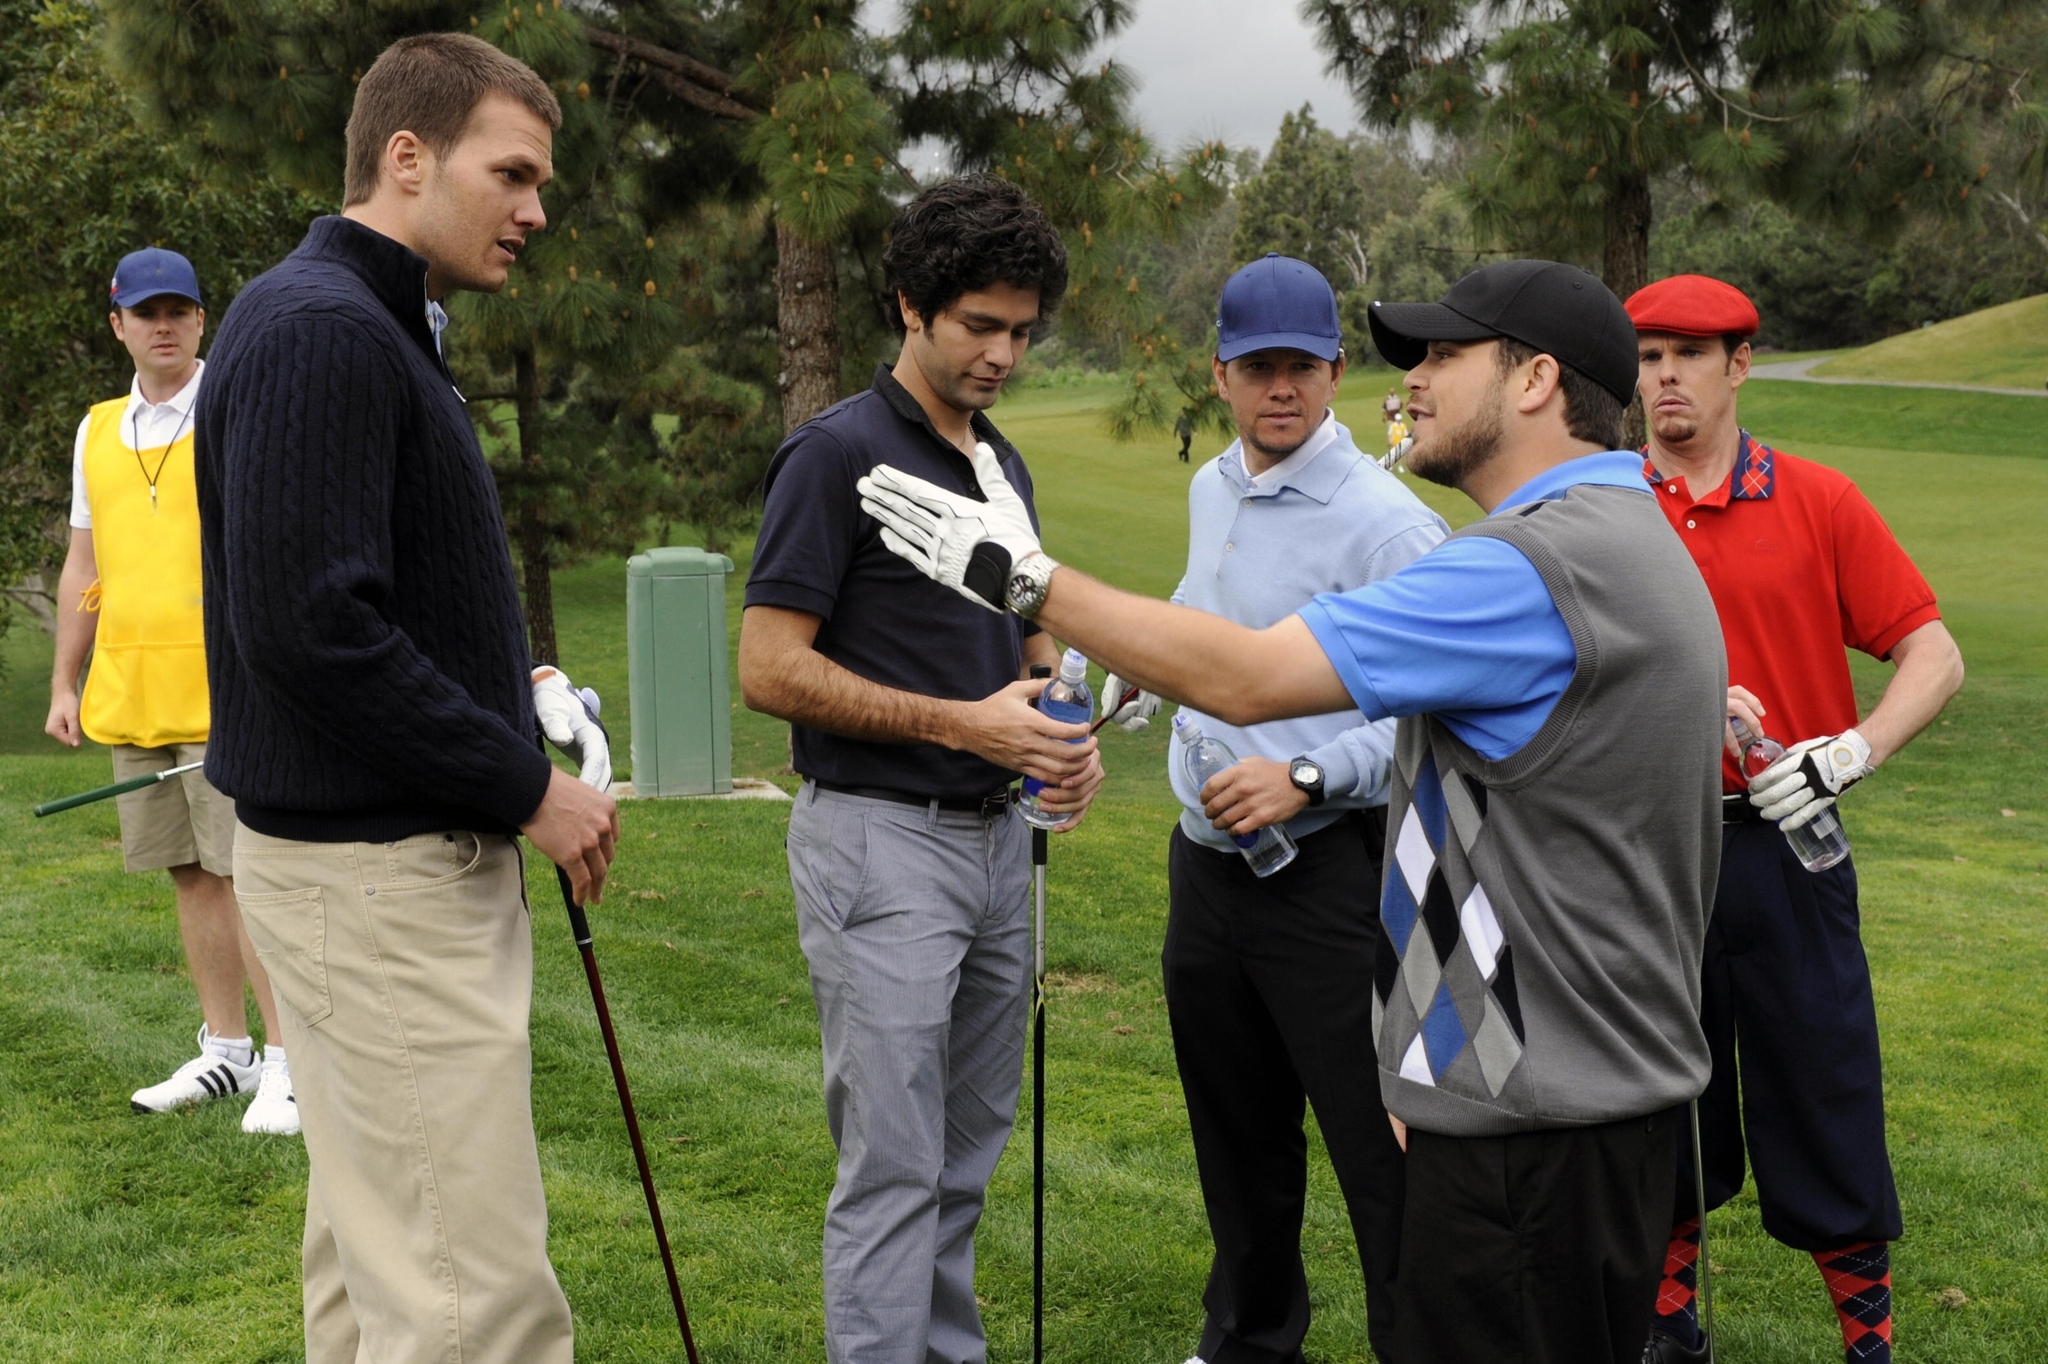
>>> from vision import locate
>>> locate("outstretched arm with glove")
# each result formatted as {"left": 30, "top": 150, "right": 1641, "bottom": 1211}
{"left": 855, "top": 443, "right": 1354, "bottom": 727}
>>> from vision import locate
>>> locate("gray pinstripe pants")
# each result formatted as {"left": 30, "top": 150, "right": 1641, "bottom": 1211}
{"left": 789, "top": 781, "right": 1032, "bottom": 1364}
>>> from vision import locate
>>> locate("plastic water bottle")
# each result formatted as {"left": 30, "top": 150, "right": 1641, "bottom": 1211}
{"left": 1173, "top": 713, "right": 1298, "bottom": 877}
{"left": 1020, "top": 649, "right": 1093, "bottom": 829}
{"left": 1730, "top": 716, "right": 1851, "bottom": 872}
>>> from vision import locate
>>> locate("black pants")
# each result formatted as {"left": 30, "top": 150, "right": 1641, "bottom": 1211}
{"left": 1675, "top": 823, "right": 1902, "bottom": 1249}
{"left": 1396, "top": 1106, "right": 1682, "bottom": 1364}
{"left": 1163, "top": 814, "right": 1404, "bottom": 1364}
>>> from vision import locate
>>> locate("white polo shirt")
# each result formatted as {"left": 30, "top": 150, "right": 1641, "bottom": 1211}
{"left": 69, "top": 360, "right": 206, "bottom": 530}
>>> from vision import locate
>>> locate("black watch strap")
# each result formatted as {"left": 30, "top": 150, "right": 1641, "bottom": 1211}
{"left": 1290, "top": 756, "right": 1327, "bottom": 807}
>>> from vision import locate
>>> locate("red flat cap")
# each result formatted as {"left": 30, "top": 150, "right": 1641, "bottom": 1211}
{"left": 1624, "top": 274, "right": 1760, "bottom": 337}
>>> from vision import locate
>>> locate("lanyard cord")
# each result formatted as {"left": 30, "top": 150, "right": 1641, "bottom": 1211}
{"left": 130, "top": 401, "right": 193, "bottom": 510}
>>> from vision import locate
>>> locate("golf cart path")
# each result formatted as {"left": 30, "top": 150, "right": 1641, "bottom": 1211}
{"left": 1750, "top": 355, "right": 2048, "bottom": 397}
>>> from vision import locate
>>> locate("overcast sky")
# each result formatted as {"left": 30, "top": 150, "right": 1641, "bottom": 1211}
{"left": 873, "top": 0, "right": 1363, "bottom": 169}
{"left": 1106, "top": 0, "right": 1361, "bottom": 153}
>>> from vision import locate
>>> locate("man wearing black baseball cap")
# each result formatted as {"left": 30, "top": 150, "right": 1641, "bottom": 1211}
{"left": 855, "top": 259, "right": 1726, "bottom": 1362}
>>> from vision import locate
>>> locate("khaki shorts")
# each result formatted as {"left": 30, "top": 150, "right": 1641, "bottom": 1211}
{"left": 111, "top": 742, "right": 235, "bottom": 876}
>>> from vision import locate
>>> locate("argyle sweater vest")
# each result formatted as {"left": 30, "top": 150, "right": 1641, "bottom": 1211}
{"left": 1374, "top": 484, "right": 1725, "bottom": 1137}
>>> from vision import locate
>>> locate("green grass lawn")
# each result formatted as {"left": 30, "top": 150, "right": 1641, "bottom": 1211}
{"left": 1, "top": 377, "right": 2043, "bottom": 1361}
{"left": 1812, "top": 293, "right": 2048, "bottom": 391}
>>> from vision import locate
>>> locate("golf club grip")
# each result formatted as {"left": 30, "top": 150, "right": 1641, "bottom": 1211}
{"left": 555, "top": 865, "right": 595, "bottom": 946}
{"left": 554, "top": 870, "right": 701, "bottom": 1362}
{"left": 32, "top": 769, "right": 172, "bottom": 817}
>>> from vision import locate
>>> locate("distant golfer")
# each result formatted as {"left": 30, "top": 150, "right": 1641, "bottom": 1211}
{"left": 45, "top": 248, "right": 296, "bottom": 1135}
{"left": 195, "top": 34, "right": 614, "bottom": 1364}
{"left": 1176, "top": 409, "right": 1195, "bottom": 462}
{"left": 1098, "top": 254, "right": 1445, "bottom": 1363}
{"left": 1629, "top": 275, "right": 1964, "bottom": 1364}
{"left": 858, "top": 259, "right": 1725, "bottom": 1364}
{"left": 739, "top": 175, "right": 1101, "bottom": 1363}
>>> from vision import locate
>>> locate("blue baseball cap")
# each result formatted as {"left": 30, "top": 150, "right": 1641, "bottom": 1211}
{"left": 1215, "top": 254, "right": 1342, "bottom": 363}
{"left": 110, "top": 248, "right": 203, "bottom": 310}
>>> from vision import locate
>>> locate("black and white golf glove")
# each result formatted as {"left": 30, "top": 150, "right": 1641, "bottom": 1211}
{"left": 857, "top": 442, "right": 1043, "bottom": 611}
{"left": 1747, "top": 728, "right": 1873, "bottom": 830}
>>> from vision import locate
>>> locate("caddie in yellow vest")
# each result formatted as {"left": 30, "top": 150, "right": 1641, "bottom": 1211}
{"left": 45, "top": 248, "right": 297, "bottom": 1135}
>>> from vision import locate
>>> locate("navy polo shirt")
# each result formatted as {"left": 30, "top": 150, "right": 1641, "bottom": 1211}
{"left": 747, "top": 364, "right": 1042, "bottom": 798}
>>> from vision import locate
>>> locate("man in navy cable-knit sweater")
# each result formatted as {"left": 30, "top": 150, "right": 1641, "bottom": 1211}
{"left": 195, "top": 34, "right": 615, "bottom": 1364}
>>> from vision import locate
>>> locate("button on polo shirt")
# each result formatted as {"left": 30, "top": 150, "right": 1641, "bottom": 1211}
{"left": 747, "top": 364, "right": 1043, "bottom": 799}
{"left": 1643, "top": 431, "right": 1940, "bottom": 791}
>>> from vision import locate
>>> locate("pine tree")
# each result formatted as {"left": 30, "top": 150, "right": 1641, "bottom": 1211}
{"left": 1232, "top": 106, "right": 1370, "bottom": 292}
{"left": 102, "top": 0, "right": 706, "bottom": 663}
{"left": 1301, "top": 0, "right": 2037, "bottom": 305}
{"left": 0, "top": 0, "right": 317, "bottom": 635}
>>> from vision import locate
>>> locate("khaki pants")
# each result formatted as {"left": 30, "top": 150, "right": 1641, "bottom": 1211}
{"left": 111, "top": 741, "right": 235, "bottom": 875}
{"left": 234, "top": 824, "right": 573, "bottom": 1364}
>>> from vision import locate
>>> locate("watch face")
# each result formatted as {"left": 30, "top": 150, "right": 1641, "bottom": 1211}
{"left": 1293, "top": 762, "right": 1321, "bottom": 785}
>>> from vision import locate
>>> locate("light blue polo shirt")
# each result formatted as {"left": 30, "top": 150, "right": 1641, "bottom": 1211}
{"left": 1171, "top": 416, "right": 1449, "bottom": 850}
{"left": 1297, "top": 450, "right": 1652, "bottom": 760}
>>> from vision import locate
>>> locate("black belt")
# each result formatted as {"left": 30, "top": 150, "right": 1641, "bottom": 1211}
{"left": 1723, "top": 793, "right": 1765, "bottom": 825}
{"left": 812, "top": 779, "right": 1016, "bottom": 821}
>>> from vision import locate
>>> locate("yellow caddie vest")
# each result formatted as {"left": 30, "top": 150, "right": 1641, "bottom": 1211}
{"left": 78, "top": 394, "right": 209, "bottom": 747}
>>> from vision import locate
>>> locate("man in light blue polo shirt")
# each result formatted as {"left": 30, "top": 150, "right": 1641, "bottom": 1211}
{"left": 1099, "top": 255, "right": 1443, "bottom": 1364}
{"left": 855, "top": 259, "right": 1724, "bottom": 1364}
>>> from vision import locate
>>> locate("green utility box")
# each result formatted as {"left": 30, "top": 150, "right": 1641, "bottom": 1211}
{"left": 626, "top": 547, "right": 735, "bottom": 797}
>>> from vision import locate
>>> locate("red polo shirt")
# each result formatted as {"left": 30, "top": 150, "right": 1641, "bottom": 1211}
{"left": 1645, "top": 432, "right": 1940, "bottom": 792}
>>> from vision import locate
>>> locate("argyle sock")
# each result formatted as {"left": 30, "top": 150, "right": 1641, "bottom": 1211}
{"left": 1651, "top": 1217, "right": 1704, "bottom": 1345}
{"left": 1814, "top": 1241, "right": 1892, "bottom": 1364}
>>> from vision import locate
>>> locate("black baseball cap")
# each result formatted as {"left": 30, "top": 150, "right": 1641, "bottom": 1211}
{"left": 1367, "top": 260, "right": 1638, "bottom": 404}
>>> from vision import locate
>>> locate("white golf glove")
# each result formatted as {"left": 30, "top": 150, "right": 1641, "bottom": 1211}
{"left": 856, "top": 441, "right": 1042, "bottom": 612}
{"left": 1099, "top": 674, "right": 1160, "bottom": 732}
{"left": 532, "top": 666, "right": 612, "bottom": 791}
{"left": 1748, "top": 728, "right": 1873, "bottom": 830}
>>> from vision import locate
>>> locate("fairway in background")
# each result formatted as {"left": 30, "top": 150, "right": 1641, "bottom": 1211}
{"left": 0, "top": 377, "right": 2042, "bottom": 1361}
{"left": 1813, "top": 293, "right": 2048, "bottom": 391}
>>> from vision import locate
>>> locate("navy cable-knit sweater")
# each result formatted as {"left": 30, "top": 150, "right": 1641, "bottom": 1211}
{"left": 194, "top": 215, "right": 554, "bottom": 842}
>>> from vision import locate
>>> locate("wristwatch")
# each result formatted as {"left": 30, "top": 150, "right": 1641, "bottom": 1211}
{"left": 1289, "top": 756, "right": 1327, "bottom": 807}
{"left": 1004, "top": 552, "right": 1060, "bottom": 620}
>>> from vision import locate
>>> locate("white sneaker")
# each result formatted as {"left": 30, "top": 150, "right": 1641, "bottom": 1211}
{"left": 241, "top": 1053, "right": 300, "bottom": 1136}
{"left": 130, "top": 1026, "right": 259, "bottom": 1114}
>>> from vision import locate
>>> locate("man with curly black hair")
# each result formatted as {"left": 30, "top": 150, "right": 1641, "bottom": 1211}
{"left": 740, "top": 174, "right": 1103, "bottom": 1364}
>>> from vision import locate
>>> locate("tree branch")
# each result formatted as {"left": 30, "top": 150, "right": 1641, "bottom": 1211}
{"left": 583, "top": 27, "right": 756, "bottom": 121}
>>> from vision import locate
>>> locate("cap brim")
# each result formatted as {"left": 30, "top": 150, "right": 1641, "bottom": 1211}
{"left": 1366, "top": 301, "right": 1496, "bottom": 371}
{"left": 1215, "top": 330, "right": 1342, "bottom": 364}
{"left": 112, "top": 288, "right": 202, "bottom": 309}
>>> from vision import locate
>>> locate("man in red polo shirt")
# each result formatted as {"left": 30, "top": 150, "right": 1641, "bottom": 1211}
{"left": 1626, "top": 275, "right": 1965, "bottom": 1364}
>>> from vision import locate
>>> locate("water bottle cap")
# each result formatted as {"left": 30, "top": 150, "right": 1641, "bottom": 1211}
{"left": 1058, "top": 648, "right": 1087, "bottom": 681}
{"left": 1171, "top": 712, "right": 1199, "bottom": 740}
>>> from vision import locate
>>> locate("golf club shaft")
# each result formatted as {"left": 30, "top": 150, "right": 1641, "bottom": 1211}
{"left": 1088, "top": 687, "right": 1142, "bottom": 735}
{"left": 1032, "top": 827, "right": 1048, "bottom": 1364}
{"left": 555, "top": 865, "right": 702, "bottom": 1364}
{"left": 1690, "top": 1096, "right": 1713, "bottom": 1357}
{"left": 33, "top": 760, "right": 205, "bottom": 817}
